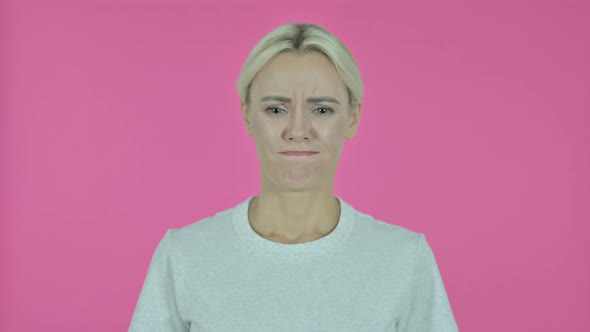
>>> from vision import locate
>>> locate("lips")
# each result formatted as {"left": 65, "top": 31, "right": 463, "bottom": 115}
{"left": 279, "top": 151, "right": 319, "bottom": 156}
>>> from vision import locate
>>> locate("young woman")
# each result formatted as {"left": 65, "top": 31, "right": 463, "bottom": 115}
{"left": 129, "top": 22, "right": 459, "bottom": 332}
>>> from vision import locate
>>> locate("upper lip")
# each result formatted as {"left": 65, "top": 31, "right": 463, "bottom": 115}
{"left": 280, "top": 150, "right": 319, "bottom": 153}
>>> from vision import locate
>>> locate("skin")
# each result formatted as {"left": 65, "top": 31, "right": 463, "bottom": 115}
{"left": 241, "top": 51, "right": 362, "bottom": 244}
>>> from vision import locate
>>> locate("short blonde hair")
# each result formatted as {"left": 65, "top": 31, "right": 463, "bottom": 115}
{"left": 236, "top": 22, "right": 363, "bottom": 112}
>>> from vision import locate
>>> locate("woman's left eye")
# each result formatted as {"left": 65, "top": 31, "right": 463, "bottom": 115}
{"left": 315, "top": 106, "right": 334, "bottom": 115}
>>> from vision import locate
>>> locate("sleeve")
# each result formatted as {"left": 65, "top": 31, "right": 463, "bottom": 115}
{"left": 128, "top": 229, "right": 189, "bottom": 332}
{"left": 399, "top": 234, "right": 459, "bottom": 332}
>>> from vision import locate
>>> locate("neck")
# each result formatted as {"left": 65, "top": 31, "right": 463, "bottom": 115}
{"left": 248, "top": 191, "right": 341, "bottom": 241}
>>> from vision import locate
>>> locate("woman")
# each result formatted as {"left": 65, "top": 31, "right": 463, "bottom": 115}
{"left": 129, "top": 22, "right": 459, "bottom": 331}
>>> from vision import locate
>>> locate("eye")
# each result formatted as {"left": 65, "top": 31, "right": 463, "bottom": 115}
{"left": 314, "top": 105, "right": 335, "bottom": 115}
{"left": 265, "top": 106, "right": 285, "bottom": 117}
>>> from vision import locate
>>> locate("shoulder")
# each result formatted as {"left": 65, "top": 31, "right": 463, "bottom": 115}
{"left": 350, "top": 207, "right": 425, "bottom": 253}
{"left": 164, "top": 205, "right": 237, "bottom": 255}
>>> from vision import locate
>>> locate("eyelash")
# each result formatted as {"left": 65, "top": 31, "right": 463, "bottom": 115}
{"left": 264, "top": 105, "right": 335, "bottom": 117}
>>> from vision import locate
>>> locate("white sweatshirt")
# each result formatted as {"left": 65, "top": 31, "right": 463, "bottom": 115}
{"left": 129, "top": 195, "right": 459, "bottom": 331}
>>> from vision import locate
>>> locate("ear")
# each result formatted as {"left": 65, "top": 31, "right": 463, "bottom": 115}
{"left": 345, "top": 102, "right": 361, "bottom": 140}
{"left": 241, "top": 99, "right": 253, "bottom": 137}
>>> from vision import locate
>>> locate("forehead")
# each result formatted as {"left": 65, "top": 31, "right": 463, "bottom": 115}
{"left": 250, "top": 52, "right": 347, "bottom": 100}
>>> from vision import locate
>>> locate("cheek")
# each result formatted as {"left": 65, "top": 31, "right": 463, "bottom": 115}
{"left": 250, "top": 117, "right": 270, "bottom": 136}
{"left": 252, "top": 121, "right": 281, "bottom": 148}
{"left": 259, "top": 123, "right": 280, "bottom": 139}
{"left": 321, "top": 123, "right": 347, "bottom": 143}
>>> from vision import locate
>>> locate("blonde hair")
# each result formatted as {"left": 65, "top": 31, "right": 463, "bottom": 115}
{"left": 236, "top": 22, "right": 363, "bottom": 112}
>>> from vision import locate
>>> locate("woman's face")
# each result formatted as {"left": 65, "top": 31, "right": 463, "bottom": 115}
{"left": 241, "top": 51, "right": 361, "bottom": 192}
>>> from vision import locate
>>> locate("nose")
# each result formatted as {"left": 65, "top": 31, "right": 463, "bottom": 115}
{"left": 285, "top": 104, "right": 312, "bottom": 141}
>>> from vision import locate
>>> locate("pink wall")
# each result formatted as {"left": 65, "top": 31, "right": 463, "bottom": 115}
{"left": 1, "top": 0, "right": 588, "bottom": 331}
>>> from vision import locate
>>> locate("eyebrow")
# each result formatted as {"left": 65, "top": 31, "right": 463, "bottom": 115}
{"left": 259, "top": 95, "right": 341, "bottom": 105}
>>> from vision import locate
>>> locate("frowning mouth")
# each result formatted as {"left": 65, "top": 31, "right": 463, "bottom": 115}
{"left": 279, "top": 151, "right": 320, "bottom": 156}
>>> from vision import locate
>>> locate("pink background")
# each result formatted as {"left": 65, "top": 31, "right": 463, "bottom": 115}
{"left": 1, "top": 0, "right": 588, "bottom": 331}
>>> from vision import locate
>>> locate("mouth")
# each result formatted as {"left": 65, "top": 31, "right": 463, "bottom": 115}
{"left": 279, "top": 151, "right": 320, "bottom": 156}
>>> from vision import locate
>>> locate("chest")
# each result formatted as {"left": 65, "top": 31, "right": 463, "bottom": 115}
{"left": 175, "top": 253, "right": 412, "bottom": 331}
